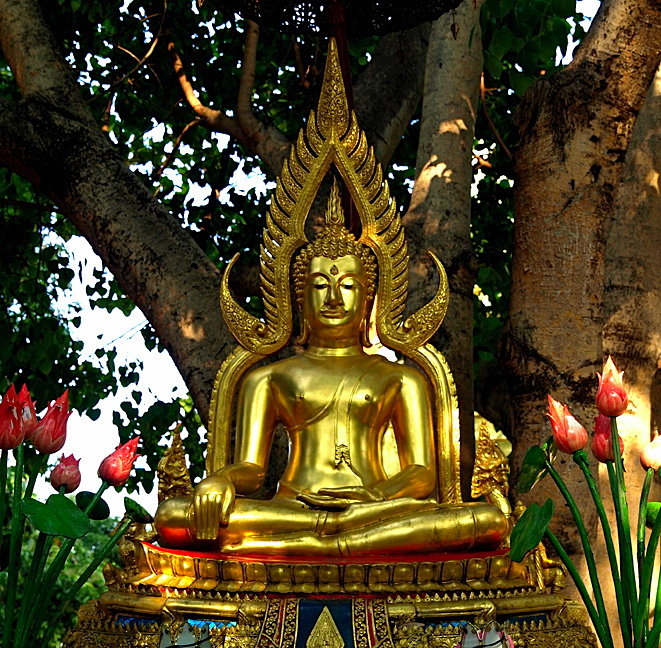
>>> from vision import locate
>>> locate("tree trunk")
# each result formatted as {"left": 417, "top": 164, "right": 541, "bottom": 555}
{"left": 601, "top": 63, "right": 661, "bottom": 645}
{"left": 504, "top": 0, "right": 661, "bottom": 597}
{"left": 403, "top": 0, "right": 485, "bottom": 498}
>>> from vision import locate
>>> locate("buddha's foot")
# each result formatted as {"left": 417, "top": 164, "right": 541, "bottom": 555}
{"left": 223, "top": 531, "right": 338, "bottom": 557}
{"left": 318, "top": 497, "right": 438, "bottom": 536}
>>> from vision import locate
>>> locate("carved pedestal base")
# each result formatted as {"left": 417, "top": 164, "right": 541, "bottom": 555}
{"left": 63, "top": 541, "right": 595, "bottom": 648}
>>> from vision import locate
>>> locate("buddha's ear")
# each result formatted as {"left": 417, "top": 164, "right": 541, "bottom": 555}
{"left": 296, "top": 316, "right": 310, "bottom": 346}
{"left": 361, "top": 297, "right": 376, "bottom": 349}
{"left": 360, "top": 321, "right": 371, "bottom": 349}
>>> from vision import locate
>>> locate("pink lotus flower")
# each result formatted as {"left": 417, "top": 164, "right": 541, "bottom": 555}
{"left": 0, "top": 384, "right": 22, "bottom": 450}
{"left": 547, "top": 395, "right": 588, "bottom": 454}
{"left": 592, "top": 414, "right": 624, "bottom": 462}
{"left": 30, "top": 390, "right": 71, "bottom": 454}
{"left": 596, "top": 356, "right": 629, "bottom": 417}
{"left": 98, "top": 437, "right": 140, "bottom": 487}
{"left": 17, "top": 384, "right": 38, "bottom": 439}
{"left": 641, "top": 431, "right": 661, "bottom": 471}
{"left": 50, "top": 454, "right": 81, "bottom": 493}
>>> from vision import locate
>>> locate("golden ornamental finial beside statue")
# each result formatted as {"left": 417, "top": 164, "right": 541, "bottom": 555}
{"left": 154, "top": 38, "right": 509, "bottom": 557}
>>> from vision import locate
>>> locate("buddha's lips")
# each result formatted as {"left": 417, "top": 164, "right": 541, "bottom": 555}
{"left": 320, "top": 309, "right": 348, "bottom": 318}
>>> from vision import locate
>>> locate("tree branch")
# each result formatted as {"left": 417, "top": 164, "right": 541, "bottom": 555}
{"left": 235, "top": 20, "right": 291, "bottom": 177}
{"left": 353, "top": 22, "right": 431, "bottom": 167}
{"left": 236, "top": 20, "right": 261, "bottom": 140}
{"left": 168, "top": 41, "right": 244, "bottom": 140}
{"left": 0, "top": 0, "right": 93, "bottom": 126}
{"left": 480, "top": 74, "right": 511, "bottom": 159}
{"left": 87, "top": 1, "right": 167, "bottom": 104}
{"left": 153, "top": 119, "right": 199, "bottom": 181}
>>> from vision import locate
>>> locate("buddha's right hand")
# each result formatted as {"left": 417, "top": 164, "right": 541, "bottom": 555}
{"left": 192, "top": 473, "right": 236, "bottom": 540}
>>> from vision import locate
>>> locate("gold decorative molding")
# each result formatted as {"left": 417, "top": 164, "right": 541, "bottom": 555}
{"left": 111, "top": 541, "right": 537, "bottom": 596}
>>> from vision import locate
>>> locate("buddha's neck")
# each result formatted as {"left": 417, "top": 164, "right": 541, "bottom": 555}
{"left": 306, "top": 336, "right": 364, "bottom": 357}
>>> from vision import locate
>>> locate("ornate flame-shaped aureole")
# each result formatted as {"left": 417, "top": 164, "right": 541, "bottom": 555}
{"left": 208, "top": 39, "right": 461, "bottom": 502}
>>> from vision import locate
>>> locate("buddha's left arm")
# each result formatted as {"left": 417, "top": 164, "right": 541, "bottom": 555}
{"left": 377, "top": 370, "right": 436, "bottom": 500}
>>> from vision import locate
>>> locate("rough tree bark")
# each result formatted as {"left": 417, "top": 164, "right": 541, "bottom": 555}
{"left": 503, "top": 0, "right": 661, "bottom": 587}
{"left": 600, "top": 64, "right": 661, "bottom": 642}
{"left": 404, "top": 0, "right": 485, "bottom": 497}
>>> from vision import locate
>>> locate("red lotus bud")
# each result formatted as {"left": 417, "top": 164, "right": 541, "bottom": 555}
{"left": 30, "top": 390, "right": 71, "bottom": 454}
{"left": 0, "top": 385, "right": 22, "bottom": 451}
{"left": 17, "top": 384, "right": 38, "bottom": 439}
{"left": 596, "top": 356, "right": 629, "bottom": 418}
{"left": 98, "top": 437, "right": 140, "bottom": 487}
{"left": 592, "top": 414, "right": 624, "bottom": 462}
{"left": 641, "top": 432, "right": 661, "bottom": 471}
{"left": 50, "top": 454, "right": 81, "bottom": 494}
{"left": 547, "top": 395, "right": 587, "bottom": 454}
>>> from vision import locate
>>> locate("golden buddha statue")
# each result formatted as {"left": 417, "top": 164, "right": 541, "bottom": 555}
{"left": 154, "top": 40, "right": 508, "bottom": 558}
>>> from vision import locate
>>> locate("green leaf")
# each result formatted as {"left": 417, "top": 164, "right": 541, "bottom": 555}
{"left": 484, "top": 50, "right": 504, "bottom": 80}
{"left": 124, "top": 496, "right": 153, "bottom": 523}
{"left": 517, "top": 445, "right": 548, "bottom": 493}
{"left": 510, "top": 499, "right": 554, "bottom": 562}
{"left": 489, "top": 26, "right": 513, "bottom": 60}
{"left": 508, "top": 69, "right": 536, "bottom": 96}
{"left": 24, "top": 494, "right": 91, "bottom": 538}
{"left": 647, "top": 502, "right": 661, "bottom": 529}
{"left": 550, "top": 0, "right": 576, "bottom": 17}
{"left": 76, "top": 491, "right": 110, "bottom": 520}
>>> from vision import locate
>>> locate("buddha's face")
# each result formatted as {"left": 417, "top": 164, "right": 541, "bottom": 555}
{"left": 303, "top": 255, "right": 368, "bottom": 342}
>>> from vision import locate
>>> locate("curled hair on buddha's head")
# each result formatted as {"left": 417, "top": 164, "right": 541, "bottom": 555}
{"left": 292, "top": 181, "right": 377, "bottom": 346}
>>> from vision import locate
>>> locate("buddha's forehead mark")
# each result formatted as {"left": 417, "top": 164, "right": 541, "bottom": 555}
{"left": 308, "top": 255, "right": 364, "bottom": 278}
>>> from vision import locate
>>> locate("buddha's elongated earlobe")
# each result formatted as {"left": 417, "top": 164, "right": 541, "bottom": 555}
{"left": 296, "top": 316, "right": 310, "bottom": 345}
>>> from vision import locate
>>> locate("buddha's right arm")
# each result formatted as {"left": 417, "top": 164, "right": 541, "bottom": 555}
{"left": 192, "top": 462, "right": 265, "bottom": 539}
{"left": 192, "top": 368, "right": 277, "bottom": 540}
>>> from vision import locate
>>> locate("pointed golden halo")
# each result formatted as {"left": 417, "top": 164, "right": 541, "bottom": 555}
{"left": 219, "top": 37, "right": 449, "bottom": 356}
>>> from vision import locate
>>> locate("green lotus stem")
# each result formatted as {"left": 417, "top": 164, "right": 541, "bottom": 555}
{"left": 636, "top": 468, "right": 654, "bottom": 647}
{"left": 546, "top": 458, "right": 612, "bottom": 646}
{"left": 544, "top": 527, "right": 612, "bottom": 648}
{"left": 647, "top": 621, "right": 661, "bottom": 648}
{"left": 611, "top": 417, "right": 639, "bottom": 626}
{"left": 652, "top": 542, "right": 661, "bottom": 648}
{"left": 607, "top": 459, "right": 636, "bottom": 626}
{"left": 3, "top": 444, "right": 24, "bottom": 648}
{"left": 0, "top": 448, "right": 7, "bottom": 555}
{"left": 14, "top": 531, "right": 49, "bottom": 648}
{"left": 21, "top": 480, "right": 110, "bottom": 645}
{"left": 24, "top": 454, "right": 47, "bottom": 500}
{"left": 574, "top": 450, "right": 630, "bottom": 648}
{"left": 638, "top": 469, "right": 654, "bottom": 577}
{"left": 40, "top": 516, "right": 133, "bottom": 646}
{"left": 635, "top": 496, "right": 661, "bottom": 646}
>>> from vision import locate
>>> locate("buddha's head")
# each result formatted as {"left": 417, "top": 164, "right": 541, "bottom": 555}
{"left": 292, "top": 186, "right": 376, "bottom": 346}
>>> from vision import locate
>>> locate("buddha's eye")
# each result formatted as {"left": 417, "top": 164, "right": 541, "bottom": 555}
{"left": 341, "top": 282, "right": 356, "bottom": 290}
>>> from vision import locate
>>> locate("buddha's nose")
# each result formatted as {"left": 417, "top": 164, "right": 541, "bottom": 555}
{"left": 326, "top": 284, "right": 343, "bottom": 307}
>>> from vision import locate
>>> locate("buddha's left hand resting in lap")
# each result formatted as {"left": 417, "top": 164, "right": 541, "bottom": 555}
{"left": 155, "top": 211, "right": 509, "bottom": 557}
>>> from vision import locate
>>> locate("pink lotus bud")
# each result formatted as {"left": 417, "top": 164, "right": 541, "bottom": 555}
{"left": 0, "top": 385, "right": 22, "bottom": 450}
{"left": 30, "top": 389, "right": 71, "bottom": 454}
{"left": 547, "top": 395, "right": 587, "bottom": 454}
{"left": 17, "top": 384, "right": 38, "bottom": 439}
{"left": 98, "top": 437, "right": 140, "bottom": 487}
{"left": 592, "top": 414, "right": 624, "bottom": 462}
{"left": 596, "top": 356, "right": 629, "bottom": 417}
{"left": 641, "top": 431, "right": 661, "bottom": 471}
{"left": 50, "top": 454, "right": 81, "bottom": 494}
